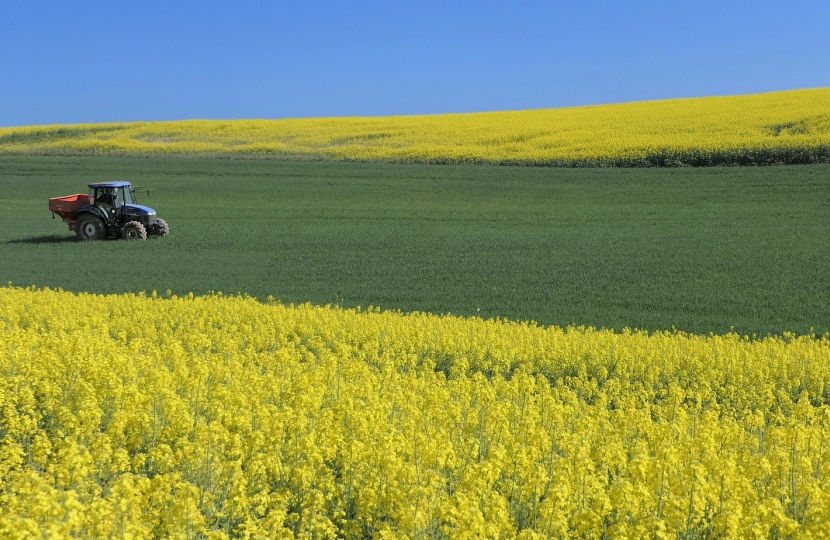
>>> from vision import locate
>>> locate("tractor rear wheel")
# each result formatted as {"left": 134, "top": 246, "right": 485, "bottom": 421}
{"left": 76, "top": 214, "right": 105, "bottom": 241}
{"left": 152, "top": 218, "right": 170, "bottom": 236}
{"left": 122, "top": 221, "right": 147, "bottom": 240}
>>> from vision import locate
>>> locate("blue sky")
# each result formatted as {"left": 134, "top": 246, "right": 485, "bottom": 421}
{"left": 1, "top": 0, "right": 828, "bottom": 126}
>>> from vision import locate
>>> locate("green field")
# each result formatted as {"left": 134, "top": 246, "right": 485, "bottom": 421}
{"left": 1, "top": 156, "right": 828, "bottom": 336}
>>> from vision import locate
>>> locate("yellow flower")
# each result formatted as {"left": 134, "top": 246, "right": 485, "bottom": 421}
{"left": 0, "top": 285, "right": 829, "bottom": 537}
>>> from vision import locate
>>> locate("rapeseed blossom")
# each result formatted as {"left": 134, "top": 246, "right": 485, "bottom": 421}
{"left": 2, "top": 286, "right": 829, "bottom": 537}
{"left": 1, "top": 88, "right": 829, "bottom": 166}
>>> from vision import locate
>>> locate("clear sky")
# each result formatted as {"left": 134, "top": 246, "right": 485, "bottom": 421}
{"left": 2, "top": 0, "right": 828, "bottom": 127}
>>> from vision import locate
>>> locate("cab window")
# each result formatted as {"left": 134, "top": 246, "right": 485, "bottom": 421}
{"left": 122, "top": 186, "right": 135, "bottom": 205}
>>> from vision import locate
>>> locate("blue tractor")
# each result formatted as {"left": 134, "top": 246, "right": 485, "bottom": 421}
{"left": 49, "top": 181, "right": 169, "bottom": 241}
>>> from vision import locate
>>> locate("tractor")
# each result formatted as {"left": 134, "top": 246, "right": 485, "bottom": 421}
{"left": 49, "top": 181, "right": 169, "bottom": 241}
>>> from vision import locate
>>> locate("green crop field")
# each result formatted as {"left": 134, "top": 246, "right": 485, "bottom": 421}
{"left": 1, "top": 156, "right": 828, "bottom": 336}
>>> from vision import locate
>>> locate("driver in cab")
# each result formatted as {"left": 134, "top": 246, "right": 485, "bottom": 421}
{"left": 96, "top": 188, "right": 119, "bottom": 221}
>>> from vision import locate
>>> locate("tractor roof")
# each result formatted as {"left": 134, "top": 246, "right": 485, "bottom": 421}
{"left": 88, "top": 181, "right": 132, "bottom": 188}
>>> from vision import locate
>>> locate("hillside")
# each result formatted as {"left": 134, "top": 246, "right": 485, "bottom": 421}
{"left": 2, "top": 88, "right": 829, "bottom": 166}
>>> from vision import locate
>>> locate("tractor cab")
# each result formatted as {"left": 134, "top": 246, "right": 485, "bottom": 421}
{"left": 88, "top": 182, "right": 154, "bottom": 224}
{"left": 89, "top": 184, "right": 127, "bottom": 224}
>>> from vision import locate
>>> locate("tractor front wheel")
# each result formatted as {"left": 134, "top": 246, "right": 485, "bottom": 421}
{"left": 122, "top": 221, "right": 147, "bottom": 240}
{"left": 151, "top": 218, "right": 170, "bottom": 237}
{"left": 76, "top": 214, "right": 105, "bottom": 241}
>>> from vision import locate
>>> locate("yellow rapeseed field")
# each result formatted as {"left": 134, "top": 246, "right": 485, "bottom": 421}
{"left": 1, "top": 88, "right": 829, "bottom": 166}
{"left": 2, "top": 285, "right": 829, "bottom": 538}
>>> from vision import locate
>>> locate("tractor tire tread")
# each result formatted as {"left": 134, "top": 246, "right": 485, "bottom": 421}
{"left": 122, "top": 221, "right": 148, "bottom": 240}
{"left": 76, "top": 214, "right": 105, "bottom": 241}
{"left": 153, "top": 218, "right": 170, "bottom": 236}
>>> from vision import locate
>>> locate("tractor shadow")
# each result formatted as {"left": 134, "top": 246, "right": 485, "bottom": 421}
{"left": 6, "top": 234, "right": 77, "bottom": 245}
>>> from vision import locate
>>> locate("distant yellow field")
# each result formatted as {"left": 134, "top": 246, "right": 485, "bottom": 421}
{"left": 1, "top": 87, "right": 829, "bottom": 166}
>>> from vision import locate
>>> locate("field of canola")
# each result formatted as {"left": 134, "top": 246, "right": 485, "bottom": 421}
{"left": 2, "top": 286, "right": 830, "bottom": 538}
{"left": 1, "top": 88, "right": 829, "bottom": 166}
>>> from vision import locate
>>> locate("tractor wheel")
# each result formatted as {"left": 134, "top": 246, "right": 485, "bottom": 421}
{"left": 152, "top": 218, "right": 170, "bottom": 237}
{"left": 122, "top": 221, "right": 148, "bottom": 240}
{"left": 76, "top": 214, "right": 105, "bottom": 241}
